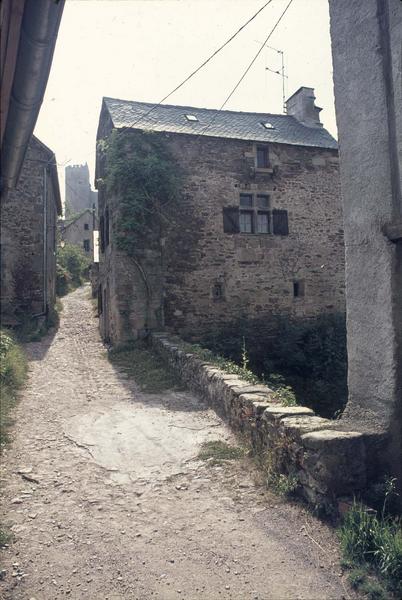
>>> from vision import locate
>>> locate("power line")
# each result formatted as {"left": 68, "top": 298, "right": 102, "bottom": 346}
{"left": 121, "top": 0, "right": 274, "bottom": 132}
{"left": 198, "top": 0, "right": 294, "bottom": 138}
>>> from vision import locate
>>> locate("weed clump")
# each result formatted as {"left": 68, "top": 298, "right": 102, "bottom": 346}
{"left": 198, "top": 440, "right": 245, "bottom": 464}
{"left": 339, "top": 488, "right": 402, "bottom": 598}
{"left": 0, "top": 329, "right": 27, "bottom": 446}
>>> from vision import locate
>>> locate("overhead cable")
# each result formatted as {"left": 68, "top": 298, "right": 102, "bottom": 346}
{"left": 121, "top": 0, "right": 274, "bottom": 132}
{"left": 198, "top": 0, "right": 294, "bottom": 138}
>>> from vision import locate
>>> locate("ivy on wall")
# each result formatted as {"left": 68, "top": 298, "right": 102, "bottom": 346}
{"left": 98, "top": 129, "right": 183, "bottom": 256}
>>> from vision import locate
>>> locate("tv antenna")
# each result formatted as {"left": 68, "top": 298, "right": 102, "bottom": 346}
{"left": 254, "top": 40, "right": 288, "bottom": 113}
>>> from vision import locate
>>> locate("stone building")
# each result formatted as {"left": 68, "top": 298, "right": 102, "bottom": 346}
{"left": 60, "top": 208, "right": 98, "bottom": 259}
{"left": 95, "top": 88, "right": 344, "bottom": 344}
{"left": 65, "top": 163, "right": 98, "bottom": 217}
{"left": 329, "top": 0, "right": 401, "bottom": 501}
{"left": 1, "top": 135, "right": 62, "bottom": 322}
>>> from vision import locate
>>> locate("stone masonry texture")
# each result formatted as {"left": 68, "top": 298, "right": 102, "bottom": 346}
{"left": 1, "top": 136, "right": 61, "bottom": 320}
{"left": 96, "top": 127, "right": 345, "bottom": 345}
{"left": 151, "top": 332, "right": 367, "bottom": 511}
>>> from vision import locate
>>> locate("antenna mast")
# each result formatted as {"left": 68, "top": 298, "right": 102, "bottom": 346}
{"left": 256, "top": 40, "right": 288, "bottom": 113}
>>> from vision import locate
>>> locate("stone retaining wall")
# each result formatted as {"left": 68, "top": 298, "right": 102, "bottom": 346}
{"left": 151, "top": 332, "right": 367, "bottom": 510}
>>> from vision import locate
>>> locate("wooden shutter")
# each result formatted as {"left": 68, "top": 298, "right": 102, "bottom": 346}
{"left": 105, "top": 208, "right": 110, "bottom": 246}
{"left": 99, "top": 215, "right": 105, "bottom": 252}
{"left": 223, "top": 207, "right": 240, "bottom": 234}
{"left": 272, "top": 209, "right": 289, "bottom": 235}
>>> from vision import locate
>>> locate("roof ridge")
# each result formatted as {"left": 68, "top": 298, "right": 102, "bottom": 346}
{"left": 103, "top": 96, "right": 292, "bottom": 120}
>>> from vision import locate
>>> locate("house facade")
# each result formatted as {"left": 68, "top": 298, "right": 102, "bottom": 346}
{"left": 95, "top": 87, "right": 345, "bottom": 344}
{"left": 1, "top": 135, "right": 62, "bottom": 323}
{"left": 60, "top": 208, "right": 98, "bottom": 259}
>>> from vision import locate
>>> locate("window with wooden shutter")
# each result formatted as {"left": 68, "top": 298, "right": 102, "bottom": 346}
{"left": 272, "top": 209, "right": 289, "bottom": 235}
{"left": 223, "top": 207, "right": 240, "bottom": 234}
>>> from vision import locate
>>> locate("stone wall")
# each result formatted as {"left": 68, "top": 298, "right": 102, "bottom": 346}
{"left": 61, "top": 209, "right": 98, "bottom": 258}
{"left": 151, "top": 332, "right": 367, "bottom": 510}
{"left": 97, "top": 128, "right": 345, "bottom": 344}
{"left": 329, "top": 0, "right": 402, "bottom": 501}
{"left": 1, "top": 136, "right": 61, "bottom": 321}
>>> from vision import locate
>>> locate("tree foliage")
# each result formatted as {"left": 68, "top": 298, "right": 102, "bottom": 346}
{"left": 56, "top": 243, "right": 91, "bottom": 296}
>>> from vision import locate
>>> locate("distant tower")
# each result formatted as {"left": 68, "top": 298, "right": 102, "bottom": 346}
{"left": 65, "top": 163, "right": 98, "bottom": 217}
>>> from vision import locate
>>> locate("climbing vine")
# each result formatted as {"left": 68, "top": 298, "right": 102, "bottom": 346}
{"left": 97, "top": 129, "right": 183, "bottom": 256}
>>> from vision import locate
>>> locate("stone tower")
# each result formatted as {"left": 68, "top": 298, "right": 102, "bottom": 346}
{"left": 65, "top": 163, "right": 97, "bottom": 217}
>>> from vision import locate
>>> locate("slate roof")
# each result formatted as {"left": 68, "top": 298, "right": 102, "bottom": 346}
{"left": 102, "top": 97, "right": 337, "bottom": 150}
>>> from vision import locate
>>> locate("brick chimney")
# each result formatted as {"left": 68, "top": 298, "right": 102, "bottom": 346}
{"left": 285, "top": 87, "right": 323, "bottom": 128}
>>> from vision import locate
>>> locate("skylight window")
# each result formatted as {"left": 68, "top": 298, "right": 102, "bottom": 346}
{"left": 185, "top": 114, "right": 198, "bottom": 122}
{"left": 261, "top": 122, "right": 275, "bottom": 129}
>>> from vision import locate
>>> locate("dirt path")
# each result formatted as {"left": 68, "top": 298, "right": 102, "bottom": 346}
{"left": 1, "top": 286, "right": 355, "bottom": 600}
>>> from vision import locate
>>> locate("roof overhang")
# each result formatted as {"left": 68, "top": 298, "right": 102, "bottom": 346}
{"left": 1, "top": 0, "right": 65, "bottom": 193}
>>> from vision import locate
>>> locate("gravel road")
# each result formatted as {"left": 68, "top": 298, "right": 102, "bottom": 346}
{"left": 0, "top": 286, "right": 355, "bottom": 600}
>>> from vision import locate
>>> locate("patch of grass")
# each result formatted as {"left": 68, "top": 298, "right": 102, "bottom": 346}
{"left": 0, "top": 526, "right": 12, "bottom": 548}
{"left": 198, "top": 440, "right": 246, "bottom": 464}
{"left": 108, "top": 341, "right": 182, "bottom": 393}
{"left": 339, "top": 498, "right": 402, "bottom": 597}
{"left": 0, "top": 329, "right": 28, "bottom": 447}
{"left": 347, "top": 568, "right": 388, "bottom": 600}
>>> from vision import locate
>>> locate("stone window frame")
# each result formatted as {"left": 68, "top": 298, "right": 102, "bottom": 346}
{"left": 239, "top": 193, "right": 271, "bottom": 234}
{"left": 254, "top": 144, "right": 272, "bottom": 172}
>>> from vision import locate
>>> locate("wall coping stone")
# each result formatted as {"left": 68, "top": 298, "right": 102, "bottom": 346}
{"left": 150, "top": 332, "right": 367, "bottom": 508}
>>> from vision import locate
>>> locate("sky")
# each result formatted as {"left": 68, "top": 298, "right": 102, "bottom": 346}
{"left": 34, "top": 0, "right": 337, "bottom": 205}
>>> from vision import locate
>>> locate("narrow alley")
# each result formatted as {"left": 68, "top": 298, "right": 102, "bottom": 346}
{"left": 1, "top": 287, "right": 353, "bottom": 600}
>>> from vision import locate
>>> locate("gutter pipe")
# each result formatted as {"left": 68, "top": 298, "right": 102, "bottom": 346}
{"left": 1, "top": 0, "right": 65, "bottom": 191}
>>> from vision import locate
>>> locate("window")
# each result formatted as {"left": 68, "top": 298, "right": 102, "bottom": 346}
{"left": 261, "top": 121, "right": 275, "bottom": 130}
{"left": 293, "top": 280, "right": 305, "bottom": 298}
{"left": 223, "top": 195, "right": 288, "bottom": 236}
{"left": 83, "top": 239, "right": 90, "bottom": 252}
{"left": 240, "top": 211, "right": 253, "bottom": 233}
{"left": 256, "top": 146, "right": 269, "bottom": 168}
{"left": 212, "top": 282, "right": 224, "bottom": 300}
{"left": 257, "top": 212, "right": 269, "bottom": 233}
{"left": 185, "top": 114, "right": 198, "bottom": 122}
{"left": 240, "top": 194, "right": 253, "bottom": 207}
{"left": 257, "top": 194, "right": 269, "bottom": 208}
{"left": 84, "top": 223, "right": 89, "bottom": 230}
{"left": 240, "top": 194, "right": 270, "bottom": 234}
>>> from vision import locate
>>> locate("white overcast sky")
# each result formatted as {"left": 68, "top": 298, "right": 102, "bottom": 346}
{"left": 34, "top": 0, "right": 337, "bottom": 203}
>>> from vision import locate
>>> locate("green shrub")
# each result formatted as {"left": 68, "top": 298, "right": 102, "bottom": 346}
{"left": 56, "top": 243, "right": 91, "bottom": 295}
{"left": 0, "top": 329, "right": 27, "bottom": 446}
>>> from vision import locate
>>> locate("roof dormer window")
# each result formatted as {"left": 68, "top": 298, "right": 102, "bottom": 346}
{"left": 185, "top": 114, "right": 198, "bottom": 122}
{"left": 261, "top": 121, "right": 275, "bottom": 129}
